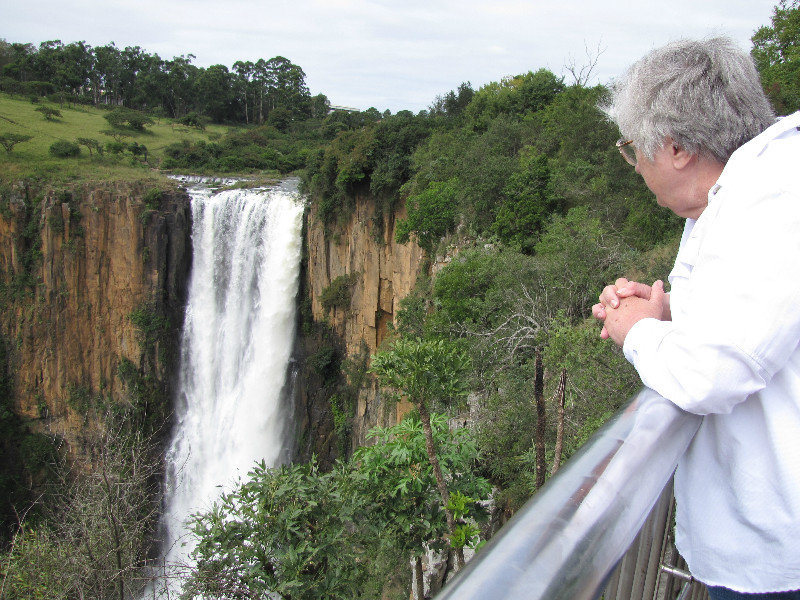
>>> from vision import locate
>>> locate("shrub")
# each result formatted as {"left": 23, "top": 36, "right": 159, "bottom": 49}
{"left": 35, "top": 106, "right": 62, "bottom": 121}
{"left": 179, "top": 112, "right": 207, "bottom": 130}
{"left": 396, "top": 179, "right": 459, "bottom": 252}
{"left": 320, "top": 273, "right": 359, "bottom": 313}
{"left": 48, "top": 140, "right": 80, "bottom": 158}
{"left": 308, "top": 344, "right": 340, "bottom": 382}
{"left": 128, "top": 304, "right": 170, "bottom": 355}
{"left": 104, "top": 107, "right": 154, "bottom": 131}
{"left": 0, "top": 133, "right": 33, "bottom": 154}
{"left": 142, "top": 188, "right": 164, "bottom": 210}
{"left": 105, "top": 141, "right": 127, "bottom": 155}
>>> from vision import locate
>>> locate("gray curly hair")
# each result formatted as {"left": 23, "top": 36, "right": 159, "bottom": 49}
{"left": 602, "top": 37, "right": 775, "bottom": 163}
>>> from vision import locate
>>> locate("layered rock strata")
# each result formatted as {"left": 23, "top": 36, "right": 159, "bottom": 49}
{"left": 302, "top": 194, "right": 424, "bottom": 452}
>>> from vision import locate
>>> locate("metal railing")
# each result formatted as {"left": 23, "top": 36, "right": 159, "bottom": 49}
{"left": 435, "top": 388, "right": 703, "bottom": 600}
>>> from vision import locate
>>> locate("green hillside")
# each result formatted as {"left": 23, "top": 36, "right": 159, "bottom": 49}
{"left": 0, "top": 93, "right": 230, "bottom": 183}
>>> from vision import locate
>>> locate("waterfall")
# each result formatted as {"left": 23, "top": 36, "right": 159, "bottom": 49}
{"left": 156, "top": 178, "right": 304, "bottom": 592}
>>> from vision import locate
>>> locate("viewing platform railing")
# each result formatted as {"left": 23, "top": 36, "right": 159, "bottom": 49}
{"left": 435, "top": 388, "right": 704, "bottom": 600}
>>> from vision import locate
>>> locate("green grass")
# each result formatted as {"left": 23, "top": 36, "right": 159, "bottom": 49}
{"left": 0, "top": 93, "right": 233, "bottom": 183}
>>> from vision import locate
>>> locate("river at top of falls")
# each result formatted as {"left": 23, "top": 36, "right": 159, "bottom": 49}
{"left": 152, "top": 176, "right": 304, "bottom": 595}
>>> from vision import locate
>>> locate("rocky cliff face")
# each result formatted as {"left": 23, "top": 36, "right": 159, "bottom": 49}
{"left": 300, "top": 193, "right": 424, "bottom": 457}
{"left": 0, "top": 180, "right": 190, "bottom": 456}
{"left": 0, "top": 177, "right": 417, "bottom": 468}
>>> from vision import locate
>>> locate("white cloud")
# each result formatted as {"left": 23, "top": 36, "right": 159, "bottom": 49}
{"left": 2, "top": 0, "right": 778, "bottom": 112}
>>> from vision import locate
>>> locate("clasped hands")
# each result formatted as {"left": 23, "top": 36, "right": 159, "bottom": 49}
{"left": 591, "top": 278, "right": 671, "bottom": 346}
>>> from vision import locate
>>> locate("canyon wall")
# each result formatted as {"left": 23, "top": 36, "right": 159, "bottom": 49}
{"left": 299, "top": 193, "right": 425, "bottom": 457}
{"left": 0, "top": 180, "right": 191, "bottom": 456}
{"left": 0, "top": 177, "right": 422, "bottom": 468}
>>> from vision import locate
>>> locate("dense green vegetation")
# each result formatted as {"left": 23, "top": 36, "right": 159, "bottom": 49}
{"left": 0, "top": 40, "right": 316, "bottom": 125}
{"left": 184, "top": 73, "right": 672, "bottom": 597}
{"left": 0, "top": 3, "right": 798, "bottom": 597}
{"left": 0, "top": 91, "right": 229, "bottom": 181}
{"left": 0, "top": 38, "right": 416, "bottom": 183}
{"left": 187, "top": 415, "right": 488, "bottom": 599}
{"left": 0, "top": 83, "right": 393, "bottom": 182}
{"left": 752, "top": 0, "right": 800, "bottom": 114}
{"left": 232, "top": 5, "right": 798, "bottom": 594}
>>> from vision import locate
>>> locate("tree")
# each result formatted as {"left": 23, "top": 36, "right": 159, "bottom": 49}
{"left": 163, "top": 54, "right": 198, "bottom": 118}
{"left": 396, "top": 179, "right": 459, "bottom": 251}
{"left": 48, "top": 140, "right": 80, "bottom": 158}
{"left": 195, "top": 64, "right": 234, "bottom": 122}
{"left": 267, "top": 106, "right": 292, "bottom": 131}
{"left": 265, "top": 56, "right": 310, "bottom": 118}
{"left": 76, "top": 137, "right": 103, "bottom": 157}
{"left": 563, "top": 40, "right": 605, "bottom": 86}
{"left": 534, "top": 205, "right": 629, "bottom": 320}
{"left": 91, "top": 43, "right": 122, "bottom": 105}
{"left": 0, "top": 133, "right": 32, "bottom": 153}
{"left": 463, "top": 69, "right": 563, "bottom": 129}
{"left": 128, "top": 141, "right": 148, "bottom": 163}
{"left": 437, "top": 82, "right": 475, "bottom": 118}
{"left": 752, "top": 0, "right": 800, "bottom": 113}
{"left": 369, "top": 338, "right": 472, "bottom": 568}
{"left": 353, "top": 414, "right": 489, "bottom": 596}
{"left": 0, "top": 414, "right": 164, "bottom": 600}
{"left": 35, "top": 105, "right": 61, "bottom": 120}
{"left": 493, "top": 149, "right": 558, "bottom": 252}
{"left": 185, "top": 414, "right": 488, "bottom": 600}
{"left": 310, "top": 93, "right": 331, "bottom": 119}
{"left": 101, "top": 128, "right": 131, "bottom": 144}
{"left": 103, "top": 107, "right": 154, "bottom": 131}
{"left": 186, "top": 459, "right": 374, "bottom": 600}
{"left": 232, "top": 60, "right": 256, "bottom": 124}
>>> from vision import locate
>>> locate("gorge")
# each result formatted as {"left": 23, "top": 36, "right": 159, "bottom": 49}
{"left": 0, "top": 174, "right": 427, "bottom": 591}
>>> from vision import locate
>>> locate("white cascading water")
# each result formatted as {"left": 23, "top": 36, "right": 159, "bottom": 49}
{"left": 155, "top": 178, "right": 304, "bottom": 593}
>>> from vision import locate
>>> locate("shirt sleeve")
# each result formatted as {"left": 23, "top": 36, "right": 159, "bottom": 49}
{"left": 622, "top": 185, "right": 800, "bottom": 415}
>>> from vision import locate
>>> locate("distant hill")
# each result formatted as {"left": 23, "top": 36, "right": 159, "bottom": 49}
{"left": 0, "top": 93, "right": 230, "bottom": 182}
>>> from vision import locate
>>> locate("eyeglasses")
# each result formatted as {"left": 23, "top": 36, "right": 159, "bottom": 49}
{"left": 616, "top": 139, "right": 637, "bottom": 166}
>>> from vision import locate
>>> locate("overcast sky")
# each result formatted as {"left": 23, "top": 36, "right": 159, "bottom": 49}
{"left": 2, "top": 0, "right": 778, "bottom": 113}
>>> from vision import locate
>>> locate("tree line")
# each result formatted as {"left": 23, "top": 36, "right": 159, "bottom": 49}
{"left": 0, "top": 39, "right": 328, "bottom": 124}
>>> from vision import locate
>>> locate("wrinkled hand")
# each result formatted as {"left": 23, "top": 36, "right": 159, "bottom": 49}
{"left": 601, "top": 280, "right": 668, "bottom": 346}
{"left": 592, "top": 278, "right": 670, "bottom": 342}
{"left": 593, "top": 278, "right": 648, "bottom": 339}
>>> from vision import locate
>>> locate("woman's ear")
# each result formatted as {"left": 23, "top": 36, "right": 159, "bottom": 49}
{"left": 668, "top": 140, "right": 693, "bottom": 170}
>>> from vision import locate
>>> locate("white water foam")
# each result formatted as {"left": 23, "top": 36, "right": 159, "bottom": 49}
{"left": 152, "top": 179, "right": 303, "bottom": 595}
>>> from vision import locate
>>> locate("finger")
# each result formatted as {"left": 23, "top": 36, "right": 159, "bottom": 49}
{"left": 614, "top": 278, "right": 630, "bottom": 288}
{"left": 600, "top": 326, "right": 610, "bottom": 339}
{"left": 592, "top": 303, "right": 606, "bottom": 320}
{"left": 650, "top": 280, "right": 666, "bottom": 304}
{"left": 618, "top": 281, "right": 652, "bottom": 299}
{"left": 600, "top": 285, "right": 621, "bottom": 308}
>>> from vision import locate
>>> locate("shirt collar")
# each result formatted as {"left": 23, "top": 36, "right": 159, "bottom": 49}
{"left": 712, "top": 110, "right": 800, "bottom": 196}
{"left": 745, "top": 110, "right": 800, "bottom": 157}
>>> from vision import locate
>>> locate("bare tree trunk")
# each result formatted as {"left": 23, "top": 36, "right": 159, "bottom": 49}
{"left": 534, "top": 350, "right": 547, "bottom": 489}
{"left": 414, "top": 555, "right": 424, "bottom": 600}
{"left": 550, "top": 368, "right": 567, "bottom": 476}
{"left": 416, "top": 401, "right": 465, "bottom": 569}
{"left": 101, "top": 459, "right": 125, "bottom": 600}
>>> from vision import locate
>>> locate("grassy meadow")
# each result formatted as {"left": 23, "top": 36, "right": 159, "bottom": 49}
{"left": 0, "top": 93, "right": 232, "bottom": 184}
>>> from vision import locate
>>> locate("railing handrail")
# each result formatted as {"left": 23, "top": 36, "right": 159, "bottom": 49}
{"left": 435, "top": 388, "right": 702, "bottom": 600}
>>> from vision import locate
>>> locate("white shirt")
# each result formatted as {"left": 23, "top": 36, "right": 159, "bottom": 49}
{"left": 623, "top": 111, "right": 800, "bottom": 593}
